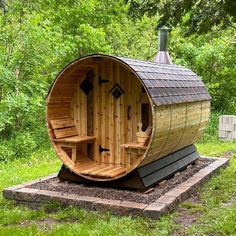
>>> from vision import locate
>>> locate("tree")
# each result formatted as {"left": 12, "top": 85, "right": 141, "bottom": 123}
{"left": 128, "top": 0, "right": 236, "bottom": 34}
{"left": 0, "top": 0, "right": 158, "bottom": 161}
{"left": 169, "top": 27, "right": 236, "bottom": 112}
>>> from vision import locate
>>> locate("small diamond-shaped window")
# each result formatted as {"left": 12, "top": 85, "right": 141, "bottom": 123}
{"left": 109, "top": 84, "right": 125, "bottom": 99}
{"left": 80, "top": 78, "right": 93, "bottom": 94}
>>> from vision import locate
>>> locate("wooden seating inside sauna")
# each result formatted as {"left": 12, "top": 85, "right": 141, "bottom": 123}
{"left": 49, "top": 117, "right": 127, "bottom": 178}
{"left": 47, "top": 56, "right": 154, "bottom": 180}
{"left": 50, "top": 116, "right": 150, "bottom": 178}
{"left": 50, "top": 117, "right": 96, "bottom": 164}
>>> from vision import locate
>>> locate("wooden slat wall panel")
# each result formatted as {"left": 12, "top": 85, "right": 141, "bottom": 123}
{"left": 163, "top": 103, "right": 187, "bottom": 155}
{"left": 93, "top": 67, "right": 100, "bottom": 163}
{"left": 72, "top": 75, "right": 86, "bottom": 135}
{"left": 50, "top": 118, "right": 74, "bottom": 129}
{"left": 54, "top": 127, "right": 77, "bottom": 139}
{"left": 47, "top": 105, "right": 71, "bottom": 119}
{"left": 141, "top": 100, "right": 209, "bottom": 167}
{"left": 56, "top": 75, "right": 79, "bottom": 85}
{"left": 132, "top": 74, "right": 142, "bottom": 165}
{"left": 126, "top": 69, "right": 132, "bottom": 142}
{"left": 80, "top": 82, "right": 87, "bottom": 136}
{"left": 104, "top": 63, "right": 111, "bottom": 163}
{"left": 115, "top": 63, "right": 121, "bottom": 164}
{"left": 176, "top": 101, "right": 202, "bottom": 149}
{"left": 120, "top": 67, "right": 125, "bottom": 165}
{"left": 99, "top": 63, "right": 108, "bottom": 163}
{"left": 48, "top": 97, "right": 72, "bottom": 105}
{"left": 87, "top": 62, "right": 144, "bottom": 166}
{"left": 50, "top": 85, "right": 76, "bottom": 97}
{"left": 192, "top": 100, "right": 210, "bottom": 143}
{"left": 141, "top": 105, "right": 171, "bottom": 165}
{"left": 108, "top": 62, "right": 115, "bottom": 164}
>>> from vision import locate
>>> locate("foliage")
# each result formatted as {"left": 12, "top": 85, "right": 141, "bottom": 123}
{"left": 0, "top": 0, "right": 157, "bottom": 161}
{"left": 169, "top": 27, "right": 236, "bottom": 113}
{"left": 0, "top": 0, "right": 235, "bottom": 164}
{"left": 128, "top": 0, "right": 236, "bottom": 35}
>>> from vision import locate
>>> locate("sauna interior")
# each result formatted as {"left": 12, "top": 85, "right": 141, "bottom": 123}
{"left": 47, "top": 55, "right": 153, "bottom": 180}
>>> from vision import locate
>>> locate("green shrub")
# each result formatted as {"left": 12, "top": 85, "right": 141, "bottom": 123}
{"left": 199, "top": 112, "right": 221, "bottom": 143}
{"left": 0, "top": 141, "right": 14, "bottom": 162}
{"left": 13, "top": 132, "right": 37, "bottom": 159}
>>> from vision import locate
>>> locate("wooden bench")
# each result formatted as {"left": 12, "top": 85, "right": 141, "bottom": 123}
{"left": 50, "top": 117, "right": 95, "bottom": 164}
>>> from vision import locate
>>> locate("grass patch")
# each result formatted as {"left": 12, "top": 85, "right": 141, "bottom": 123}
{"left": 179, "top": 202, "right": 204, "bottom": 214}
{"left": 185, "top": 156, "right": 236, "bottom": 235}
{"left": 0, "top": 147, "right": 176, "bottom": 235}
{"left": 196, "top": 140, "right": 236, "bottom": 157}
{"left": 188, "top": 204, "right": 236, "bottom": 236}
{"left": 0, "top": 148, "right": 60, "bottom": 227}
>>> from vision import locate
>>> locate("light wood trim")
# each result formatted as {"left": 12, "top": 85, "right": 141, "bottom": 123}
{"left": 120, "top": 142, "right": 148, "bottom": 150}
{"left": 54, "top": 136, "right": 96, "bottom": 143}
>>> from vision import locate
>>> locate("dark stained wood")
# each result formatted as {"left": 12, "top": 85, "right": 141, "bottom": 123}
{"left": 142, "top": 151, "right": 199, "bottom": 187}
{"left": 138, "top": 145, "right": 196, "bottom": 178}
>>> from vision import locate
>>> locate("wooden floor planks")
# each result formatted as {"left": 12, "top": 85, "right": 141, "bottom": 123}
{"left": 74, "top": 161, "right": 126, "bottom": 178}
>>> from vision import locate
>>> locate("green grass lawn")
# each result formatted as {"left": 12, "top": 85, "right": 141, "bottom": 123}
{"left": 0, "top": 140, "right": 235, "bottom": 236}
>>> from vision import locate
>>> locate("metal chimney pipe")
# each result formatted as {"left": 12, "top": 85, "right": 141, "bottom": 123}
{"left": 154, "top": 27, "right": 172, "bottom": 64}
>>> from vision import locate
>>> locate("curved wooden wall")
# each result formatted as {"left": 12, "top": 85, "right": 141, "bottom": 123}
{"left": 140, "top": 100, "right": 210, "bottom": 166}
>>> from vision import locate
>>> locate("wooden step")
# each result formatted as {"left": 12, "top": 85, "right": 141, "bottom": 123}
{"left": 75, "top": 162, "right": 126, "bottom": 178}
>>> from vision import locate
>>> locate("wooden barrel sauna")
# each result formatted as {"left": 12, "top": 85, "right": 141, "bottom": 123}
{"left": 46, "top": 54, "right": 211, "bottom": 181}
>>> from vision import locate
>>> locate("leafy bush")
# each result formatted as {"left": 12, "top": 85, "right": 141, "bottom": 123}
{"left": 0, "top": 141, "right": 14, "bottom": 162}
{"left": 170, "top": 28, "right": 236, "bottom": 113}
{"left": 13, "top": 132, "right": 37, "bottom": 159}
{"left": 199, "top": 112, "right": 221, "bottom": 143}
{"left": 0, "top": 132, "right": 38, "bottom": 162}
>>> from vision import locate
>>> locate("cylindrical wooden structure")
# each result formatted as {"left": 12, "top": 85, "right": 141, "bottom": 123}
{"left": 46, "top": 54, "right": 211, "bottom": 181}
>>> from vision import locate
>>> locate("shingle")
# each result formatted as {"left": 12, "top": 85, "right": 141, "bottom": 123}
{"left": 115, "top": 56, "right": 211, "bottom": 106}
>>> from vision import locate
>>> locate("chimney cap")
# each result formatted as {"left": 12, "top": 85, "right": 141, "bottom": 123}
{"left": 157, "top": 26, "right": 170, "bottom": 31}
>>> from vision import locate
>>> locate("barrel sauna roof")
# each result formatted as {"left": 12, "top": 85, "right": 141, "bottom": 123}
{"left": 115, "top": 56, "right": 211, "bottom": 106}
{"left": 48, "top": 54, "right": 211, "bottom": 106}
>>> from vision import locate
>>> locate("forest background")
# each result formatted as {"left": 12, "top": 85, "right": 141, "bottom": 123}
{"left": 0, "top": 0, "right": 235, "bottom": 162}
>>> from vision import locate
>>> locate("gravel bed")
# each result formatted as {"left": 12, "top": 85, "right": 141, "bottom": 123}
{"left": 30, "top": 157, "right": 215, "bottom": 204}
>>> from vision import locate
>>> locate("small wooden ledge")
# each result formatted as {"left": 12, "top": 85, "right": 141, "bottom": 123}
{"left": 120, "top": 142, "right": 148, "bottom": 150}
{"left": 54, "top": 136, "right": 96, "bottom": 144}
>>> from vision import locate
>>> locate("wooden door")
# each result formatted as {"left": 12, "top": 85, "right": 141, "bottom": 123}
{"left": 93, "top": 60, "right": 143, "bottom": 166}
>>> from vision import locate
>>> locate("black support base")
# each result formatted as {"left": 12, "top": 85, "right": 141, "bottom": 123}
{"left": 58, "top": 144, "right": 199, "bottom": 190}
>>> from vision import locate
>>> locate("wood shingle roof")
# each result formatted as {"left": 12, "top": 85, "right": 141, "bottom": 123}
{"left": 116, "top": 56, "right": 211, "bottom": 106}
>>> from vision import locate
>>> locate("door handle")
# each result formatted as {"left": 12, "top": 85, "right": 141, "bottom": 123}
{"left": 99, "top": 145, "right": 110, "bottom": 154}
